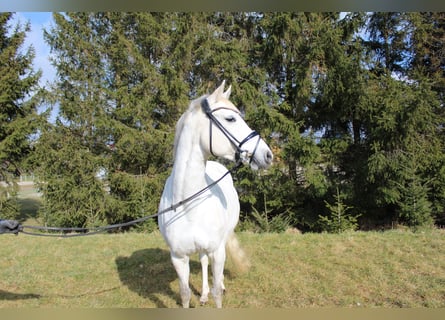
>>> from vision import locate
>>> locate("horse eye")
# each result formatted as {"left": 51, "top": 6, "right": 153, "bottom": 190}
{"left": 225, "top": 116, "right": 236, "bottom": 123}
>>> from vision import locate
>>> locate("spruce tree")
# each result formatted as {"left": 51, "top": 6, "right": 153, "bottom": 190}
{"left": 409, "top": 12, "right": 445, "bottom": 226}
{"left": 0, "top": 13, "right": 40, "bottom": 219}
{"left": 36, "top": 13, "right": 192, "bottom": 230}
{"left": 364, "top": 12, "right": 440, "bottom": 228}
{"left": 101, "top": 12, "right": 178, "bottom": 229}
{"left": 35, "top": 13, "right": 111, "bottom": 228}
{"left": 253, "top": 12, "right": 366, "bottom": 230}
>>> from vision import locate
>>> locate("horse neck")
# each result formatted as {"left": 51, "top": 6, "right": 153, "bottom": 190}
{"left": 171, "top": 120, "right": 208, "bottom": 204}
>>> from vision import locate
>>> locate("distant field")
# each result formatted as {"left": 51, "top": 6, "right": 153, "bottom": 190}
{"left": 0, "top": 230, "right": 444, "bottom": 308}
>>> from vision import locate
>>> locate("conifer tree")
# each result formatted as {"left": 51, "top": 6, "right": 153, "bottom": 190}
{"left": 35, "top": 13, "right": 111, "bottom": 228}
{"left": 409, "top": 12, "right": 445, "bottom": 225}
{"left": 252, "top": 12, "right": 366, "bottom": 229}
{"left": 0, "top": 13, "right": 40, "bottom": 219}
{"left": 36, "top": 13, "right": 193, "bottom": 229}
{"left": 363, "top": 12, "right": 441, "bottom": 227}
{"left": 100, "top": 12, "right": 180, "bottom": 229}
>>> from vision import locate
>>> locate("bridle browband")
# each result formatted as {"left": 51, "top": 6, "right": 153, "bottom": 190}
{"left": 201, "top": 98, "right": 261, "bottom": 165}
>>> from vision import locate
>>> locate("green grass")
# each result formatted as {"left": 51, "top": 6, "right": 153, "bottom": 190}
{"left": 0, "top": 229, "right": 444, "bottom": 308}
{"left": 4, "top": 184, "right": 444, "bottom": 308}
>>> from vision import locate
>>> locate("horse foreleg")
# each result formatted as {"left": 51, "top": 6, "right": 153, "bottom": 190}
{"left": 210, "top": 246, "right": 226, "bottom": 308}
{"left": 171, "top": 253, "right": 191, "bottom": 308}
{"left": 199, "top": 253, "right": 210, "bottom": 305}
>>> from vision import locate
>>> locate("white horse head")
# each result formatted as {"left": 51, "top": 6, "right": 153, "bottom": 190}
{"left": 196, "top": 81, "right": 273, "bottom": 169}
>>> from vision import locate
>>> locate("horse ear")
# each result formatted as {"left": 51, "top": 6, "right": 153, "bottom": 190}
{"left": 208, "top": 81, "right": 226, "bottom": 104}
{"left": 222, "top": 85, "right": 232, "bottom": 99}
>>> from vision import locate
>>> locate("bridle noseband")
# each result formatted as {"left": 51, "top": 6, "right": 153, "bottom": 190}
{"left": 201, "top": 98, "right": 261, "bottom": 165}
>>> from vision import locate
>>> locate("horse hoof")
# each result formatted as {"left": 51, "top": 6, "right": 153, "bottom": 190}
{"left": 200, "top": 297, "right": 208, "bottom": 305}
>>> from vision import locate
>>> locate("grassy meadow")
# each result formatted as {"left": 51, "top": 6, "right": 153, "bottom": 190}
{"left": 0, "top": 229, "right": 444, "bottom": 308}
{"left": 1, "top": 184, "right": 443, "bottom": 308}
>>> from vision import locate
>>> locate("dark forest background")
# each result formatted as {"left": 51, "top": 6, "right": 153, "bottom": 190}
{"left": 1, "top": 12, "right": 444, "bottom": 232}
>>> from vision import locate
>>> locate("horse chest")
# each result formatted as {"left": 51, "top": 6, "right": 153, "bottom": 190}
{"left": 163, "top": 195, "right": 228, "bottom": 253}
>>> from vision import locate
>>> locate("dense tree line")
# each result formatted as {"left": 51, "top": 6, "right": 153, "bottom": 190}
{"left": 1, "top": 12, "right": 444, "bottom": 232}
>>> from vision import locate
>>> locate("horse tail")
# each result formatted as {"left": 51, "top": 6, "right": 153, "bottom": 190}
{"left": 226, "top": 232, "right": 251, "bottom": 274}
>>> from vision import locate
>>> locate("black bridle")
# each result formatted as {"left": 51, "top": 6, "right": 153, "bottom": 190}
{"left": 201, "top": 98, "right": 261, "bottom": 165}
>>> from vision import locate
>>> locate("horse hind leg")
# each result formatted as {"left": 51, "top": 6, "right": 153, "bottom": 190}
{"left": 171, "top": 253, "right": 191, "bottom": 308}
{"left": 209, "top": 246, "right": 226, "bottom": 308}
{"left": 199, "top": 253, "right": 210, "bottom": 305}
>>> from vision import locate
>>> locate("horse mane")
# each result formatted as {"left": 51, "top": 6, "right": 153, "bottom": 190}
{"left": 173, "top": 95, "right": 208, "bottom": 159}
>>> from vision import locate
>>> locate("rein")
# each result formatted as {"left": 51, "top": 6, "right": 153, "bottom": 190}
{"left": 16, "top": 162, "right": 243, "bottom": 238}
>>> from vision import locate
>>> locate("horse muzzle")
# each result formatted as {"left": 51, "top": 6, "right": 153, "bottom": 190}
{"left": 238, "top": 140, "right": 273, "bottom": 170}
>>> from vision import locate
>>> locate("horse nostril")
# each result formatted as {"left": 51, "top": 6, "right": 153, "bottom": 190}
{"left": 265, "top": 150, "right": 273, "bottom": 164}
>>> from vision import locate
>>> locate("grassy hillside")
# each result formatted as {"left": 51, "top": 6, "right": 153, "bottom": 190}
{"left": 0, "top": 230, "right": 443, "bottom": 308}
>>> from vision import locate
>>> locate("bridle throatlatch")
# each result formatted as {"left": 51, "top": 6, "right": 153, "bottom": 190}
{"left": 201, "top": 98, "right": 261, "bottom": 166}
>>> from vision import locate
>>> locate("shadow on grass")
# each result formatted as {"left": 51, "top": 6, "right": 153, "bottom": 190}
{"left": 116, "top": 248, "right": 182, "bottom": 307}
{"left": 116, "top": 248, "right": 234, "bottom": 307}
{"left": 0, "top": 289, "right": 41, "bottom": 301}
